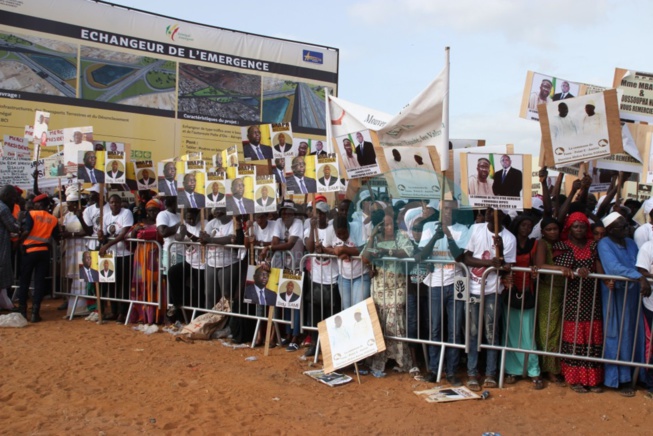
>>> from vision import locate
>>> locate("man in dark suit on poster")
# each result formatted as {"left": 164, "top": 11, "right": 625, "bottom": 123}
{"left": 78, "top": 151, "right": 105, "bottom": 183}
{"left": 552, "top": 81, "right": 574, "bottom": 101}
{"left": 79, "top": 251, "right": 99, "bottom": 283}
{"left": 243, "top": 266, "right": 277, "bottom": 306}
{"left": 226, "top": 177, "right": 255, "bottom": 215}
{"left": 158, "top": 162, "right": 178, "bottom": 196}
{"left": 354, "top": 131, "right": 376, "bottom": 166}
{"left": 286, "top": 156, "right": 317, "bottom": 194}
{"left": 492, "top": 155, "right": 523, "bottom": 197}
{"left": 243, "top": 125, "right": 273, "bottom": 160}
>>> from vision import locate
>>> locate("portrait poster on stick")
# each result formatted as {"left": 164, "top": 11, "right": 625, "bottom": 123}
{"left": 98, "top": 252, "right": 116, "bottom": 283}
{"left": 613, "top": 68, "right": 653, "bottom": 124}
{"left": 453, "top": 145, "right": 513, "bottom": 204}
{"left": 316, "top": 155, "right": 341, "bottom": 193}
{"left": 178, "top": 170, "right": 206, "bottom": 209}
{"left": 318, "top": 298, "right": 386, "bottom": 373}
{"left": 460, "top": 153, "right": 531, "bottom": 211}
{"left": 134, "top": 160, "right": 157, "bottom": 191}
{"left": 206, "top": 172, "right": 227, "bottom": 208}
{"left": 285, "top": 155, "right": 318, "bottom": 195}
{"left": 377, "top": 145, "right": 441, "bottom": 199}
{"left": 105, "top": 151, "right": 126, "bottom": 183}
{"left": 63, "top": 126, "right": 94, "bottom": 175}
{"left": 241, "top": 124, "right": 273, "bottom": 162}
{"left": 254, "top": 175, "right": 277, "bottom": 213}
{"left": 595, "top": 123, "right": 648, "bottom": 174}
{"left": 225, "top": 176, "right": 255, "bottom": 216}
{"left": 32, "top": 110, "right": 50, "bottom": 145}
{"left": 334, "top": 129, "right": 381, "bottom": 179}
{"left": 77, "top": 150, "right": 105, "bottom": 184}
{"left": 520, "top": 71, "right": 606, "bottom": 122}
{"left": 243, "top": 264, "right": 280, "bottom": 306}
{"left": 539, "top": 89, "right": 623, "bottom": 167}
{"left": 42, "top": 151, "right": 66, "bottom": 178}
{"left": 157, "top": 161, "right": 182, "bottom": 197}
{"left": 271, "top": 122, "right": 294, "bottom": 158}
{"left": 275, "top": 270, "right": 303, "bottom": 310}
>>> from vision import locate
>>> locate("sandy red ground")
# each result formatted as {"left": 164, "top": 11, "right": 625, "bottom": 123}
{"left": 2, "top": 299, "right": 653, "bottom": 435}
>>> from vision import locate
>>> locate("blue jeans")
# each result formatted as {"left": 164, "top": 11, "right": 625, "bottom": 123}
{"left": 338, "top": 273, "right": 370, "bottom": 310}
{"left": 427, "top": 284, "right": 465, "bottom": 376}
{"left": 467, "top": 293, "right": 500, "bottom": 377}
{"left": 406, "top": 290, "right": 428, "bottom": 343}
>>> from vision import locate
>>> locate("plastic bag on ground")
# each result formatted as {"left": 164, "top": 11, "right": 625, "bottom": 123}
{"left": 0, "top": 313, "right": 28, "bottom": 328}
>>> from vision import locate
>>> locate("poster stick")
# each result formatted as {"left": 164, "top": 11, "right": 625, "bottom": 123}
{"left": 57, "top": 178, "right": 63, "bottom": 225}
{"left": 248, "top": 213, "right": 255, "bottom": 264}
{"left": 353, "top": 362, "right": 362, "bottom": 385}
{"left": 200, "top": 211, "right": 205, "bottom": 264}
{"left": 94, "top": 282, "right": 103, "bottom": 325}
{"left": 98, "top": 183, "right": 105, "bottom": 225}
{"left": 263, "top": 305, "right": 274, "bottom": 356}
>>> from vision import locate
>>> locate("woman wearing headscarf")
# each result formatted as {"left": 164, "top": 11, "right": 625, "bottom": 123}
{"left": 129, "top": 198, "right": 164, "bottom": 324}
{"left": 534, "top": 216, "right": 566, "bottom": 385}
{"left": 598, "top": 211, "right": 651, "bottom": 397}
{"left": 553, "top": 212, "right": 605, "bottom": 393}
{"left": 503, "top": 214, "right": 543, "bottom": 389}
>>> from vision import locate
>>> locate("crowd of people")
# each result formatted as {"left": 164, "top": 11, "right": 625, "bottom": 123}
{"left": 1, "top": 167, "right": 653, "bottom": 398}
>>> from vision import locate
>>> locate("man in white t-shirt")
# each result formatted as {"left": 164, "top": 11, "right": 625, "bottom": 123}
{"left": 262, "top": 200, "right": 304, "bottom": 270}
{"left": 166, "top": 208, "right": 205, "bottom": 322}
{"left": 634, "top": 203, "right": 653, "bottom": 248}
{"left": 156, "top": 196, "right": 181, "bottom": 273}
{"left": 463, "top": 208, "right": 516, "bottom": 391}
{"left": 98, "top": 194, "right": 134, "bottom": 323}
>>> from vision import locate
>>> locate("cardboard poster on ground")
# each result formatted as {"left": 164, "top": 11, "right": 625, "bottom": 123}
{"left": 105, "top": 151, "right": 126, "bottom": 183}
{"left": 134, "top": 161, "right": 157, "bottom": 191}
{"left": 243, "top": 264, "right": 280, "bottom": 306}
{"left": 285, "top": 155, "right": 318, "bottom": 194}
{"left": 3, "top": 135, "right": 31, "bottom": 159}
{"left": 334, "top": 129, "right": 381, "bottom": 179}
{"left": 272, "top": 123, "right": 294, "bottom": 158}
{"left": 178, "top": 170, "right": 206, "bottom": 209}
{"left": 377, "top": 145, "right": 441, "bottom": 199}
{"left": 225, "top": 176, "right": 255, "bottom": 216}
{"left": 520, "top": 71, "right": 607, "bottom": 122}
{"left": 303, "top": 370, "right": 352, "bottom": 387}
{"left": 414, "top": 386, "right": 481, "bottom": 403}
{"left": 316, "top": 155, "right": 341, "bottom": 193}
{"left": 275, "top": 270, "right": 303, "bottom": 310}
{"left": 539, "top": 89, "right": 623, "bottom": 167}
{"left": 613, "top": 68, "right": 653, "bottom": 123}
{"left": 206, "top": 172, "right": 227, "bottom": 208}
{"left": 460, "top": 153, "right": 531, "bottom": 211}
{"left": 254, "top": 175, "right": 277, "bottom": 213}
{"left": 318, "top": 298, "right": 386, "bottom": 373}
{"left": 241, "top": 124, "right": 273, "bottom": 162}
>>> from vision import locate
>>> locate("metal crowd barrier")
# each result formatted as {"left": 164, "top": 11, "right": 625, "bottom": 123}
{"left": 54, "top": 235, "right": 163, "bottom": 325}
{"left": 477, "top": 266, "right": 653, "bottom": 388}
{"left": 167, "top": 241, "right": 296, "bottom": 346}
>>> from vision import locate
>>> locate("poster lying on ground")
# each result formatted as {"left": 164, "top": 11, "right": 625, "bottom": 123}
{"left": 414, "top": 386, "right": 481, "bottom": 403}
{"left": 303, "top": 370, "right": 352, "bottom": 387}
{"left": 318, "top": 298, "right": 385, "bottom": 373}
{"left": 538, "top": 90, "right": 623, "bottom": 167}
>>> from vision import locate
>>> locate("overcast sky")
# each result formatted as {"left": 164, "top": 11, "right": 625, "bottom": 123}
{"left": 107, "top": 0, "right": 653, "bottom": 154}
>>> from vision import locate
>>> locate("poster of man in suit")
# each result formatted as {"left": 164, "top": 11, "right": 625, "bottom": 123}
{"left": 243, "top": 265, "right": 278, "bottom": 306}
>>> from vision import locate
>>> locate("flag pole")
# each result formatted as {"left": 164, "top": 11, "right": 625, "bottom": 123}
{"left": 441, "top": 47, "right": 450, "bottom": 172}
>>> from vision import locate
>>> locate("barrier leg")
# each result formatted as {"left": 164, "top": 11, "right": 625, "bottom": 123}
{"left": 251, "top": 319, "right": 261, "bottom": 348}
{"left": 437, "top": 346, "right": 445, "bottom": 383}
{"left": 314, "top": 335, "right": 321, "bottom": 365}
{"left": 94, "top": 283, "right": 103, "bottom": 325}
{"left": 422, "top": 344, "right": 429, "bottom": 370}
{"left": 124, "top": 302, "right": 134, "bottom": 326}
{"left": 499, "top": 348, "right": 507, "bottom": 388}
{"left": 68, "top": 296, "right": 79, "bottom": 321}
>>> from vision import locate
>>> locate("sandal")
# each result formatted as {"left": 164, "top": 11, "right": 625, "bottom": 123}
{"left": 483, "top": 376, "right": 498, "bottom": 389}
{"left": 589, "top": 386, "right": 604, "bottom": 394}
{"left": 532, "top": 377, "right": 544, "bottom": 390}
{"left": 285, "top": 343, "right": 299, "bottom": 352}
{"left": 571, "top": 384, "right": 589, "bottom": 394}
{"left": 505, "top": 374, "right": 519, "bottom": 384}
{"left": 467, "top": 376, "right": 481, "bottom": 392}
{"left": 619, "top": 386, "right": 635, "bottom": 397}
{"left": 409, "top": 367, "right": 421, "bottom": 376}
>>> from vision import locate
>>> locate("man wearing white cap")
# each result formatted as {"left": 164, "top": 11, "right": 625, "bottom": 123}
{"left": 598, "top": 211, "right": 651, "bottom": 396}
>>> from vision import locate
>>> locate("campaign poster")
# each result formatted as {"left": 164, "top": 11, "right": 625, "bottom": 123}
{"left": 275, "top": 270, "right": 303, "bottom": 310}
{"left": 42, "top": 151, "right": 66, "bottom": 178}
{"left": 105, "top": 151, "right": 126, "bottom": 183}
{"left": 539, "top": 90, "right": 624, "bottom": 167}
{"left": 32, "top": 110, "right": 50, "bottom": 145}
{"left": 378, "top": 146, "right": 441, "bottom": 199}
{"left": 243, "top": 264, "right": 280, "bottom": 306}
{"left": 157, "top": 161, "right": 182, "bottom": 197}
{"left": 225, "top": 176, "right": 255, "bottom": 216}
{"left": 63, "top": 126, "right": 94, "bottom": 176}
{"left": 254, "top": 175, "right": 277, "bottom": 213}
{"left": 284, "top": 155, "right": 318, "bottom": 194}
{"left": 318, "top": 298, "right": 385, "bottom": 373}
{"left": 134, "top": 160, "right": 157, "bottom": 191}
{"left": 241, "top": 124, "right": 273, "bottom": 161}
{"left": 613, "top": 68, "right": 653, "bottom": 123}
{"left": 460, "top": 153, "right": 531, "bottom": 211}
{"left": 334, "top": 129, "right": 381, "bottom": 179}
{"left": 77, "top": 150, "right": 105, "bottom": 184}
{"left": 98, "top": 252, "right": 116, "bottom": 283}
{"left": 206, "top": 171, "right": 227, "bottom": 208}
{"left": 178, "top": 170, "right": 206, "bottom": 209}
{"left": 271, "top": 122, "right": 294, "bottom": 158}
{"left": 3, "top": 135, "right": 31, "bottom": 159}
{"left": 316, "top": 155, "right": 341, "bottom": 193}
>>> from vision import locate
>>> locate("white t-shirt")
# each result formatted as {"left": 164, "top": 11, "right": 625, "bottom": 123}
{"left": 330, "top": 229, "right": 367, "bottom": 280}
{"left": 156, "top": 209, "right": 180, "bottom": 258}
{"left": 273, "top": 217, "right": 304, "bottom": 269}
{"left": 634, "top": 223, "right": 653, "bottom": 249}
{"left": 83, "top": 203, "right": 111, "bottom": 249}
{"left": 418, "top": 221, "right": 456, "bottom": 287}
{"left": 304, "top": 224, "right": 339, "bottom": 285}
{"left": 102, "top": 208, "right": 134, "bottom": 257}
{"left": 635, "top": 240, "right": 653, "bottom": 311}
{"left": 465, "top": 223, "right": 517, "bottom": 296}
{"left": 205, "top": 218, "right": 240, "bottom": 268}
{"left": 254, "top": 220, "right": 276, "bottom": 244}
{"left": 182, "top": 223, "right": 205, "bottom": 270}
